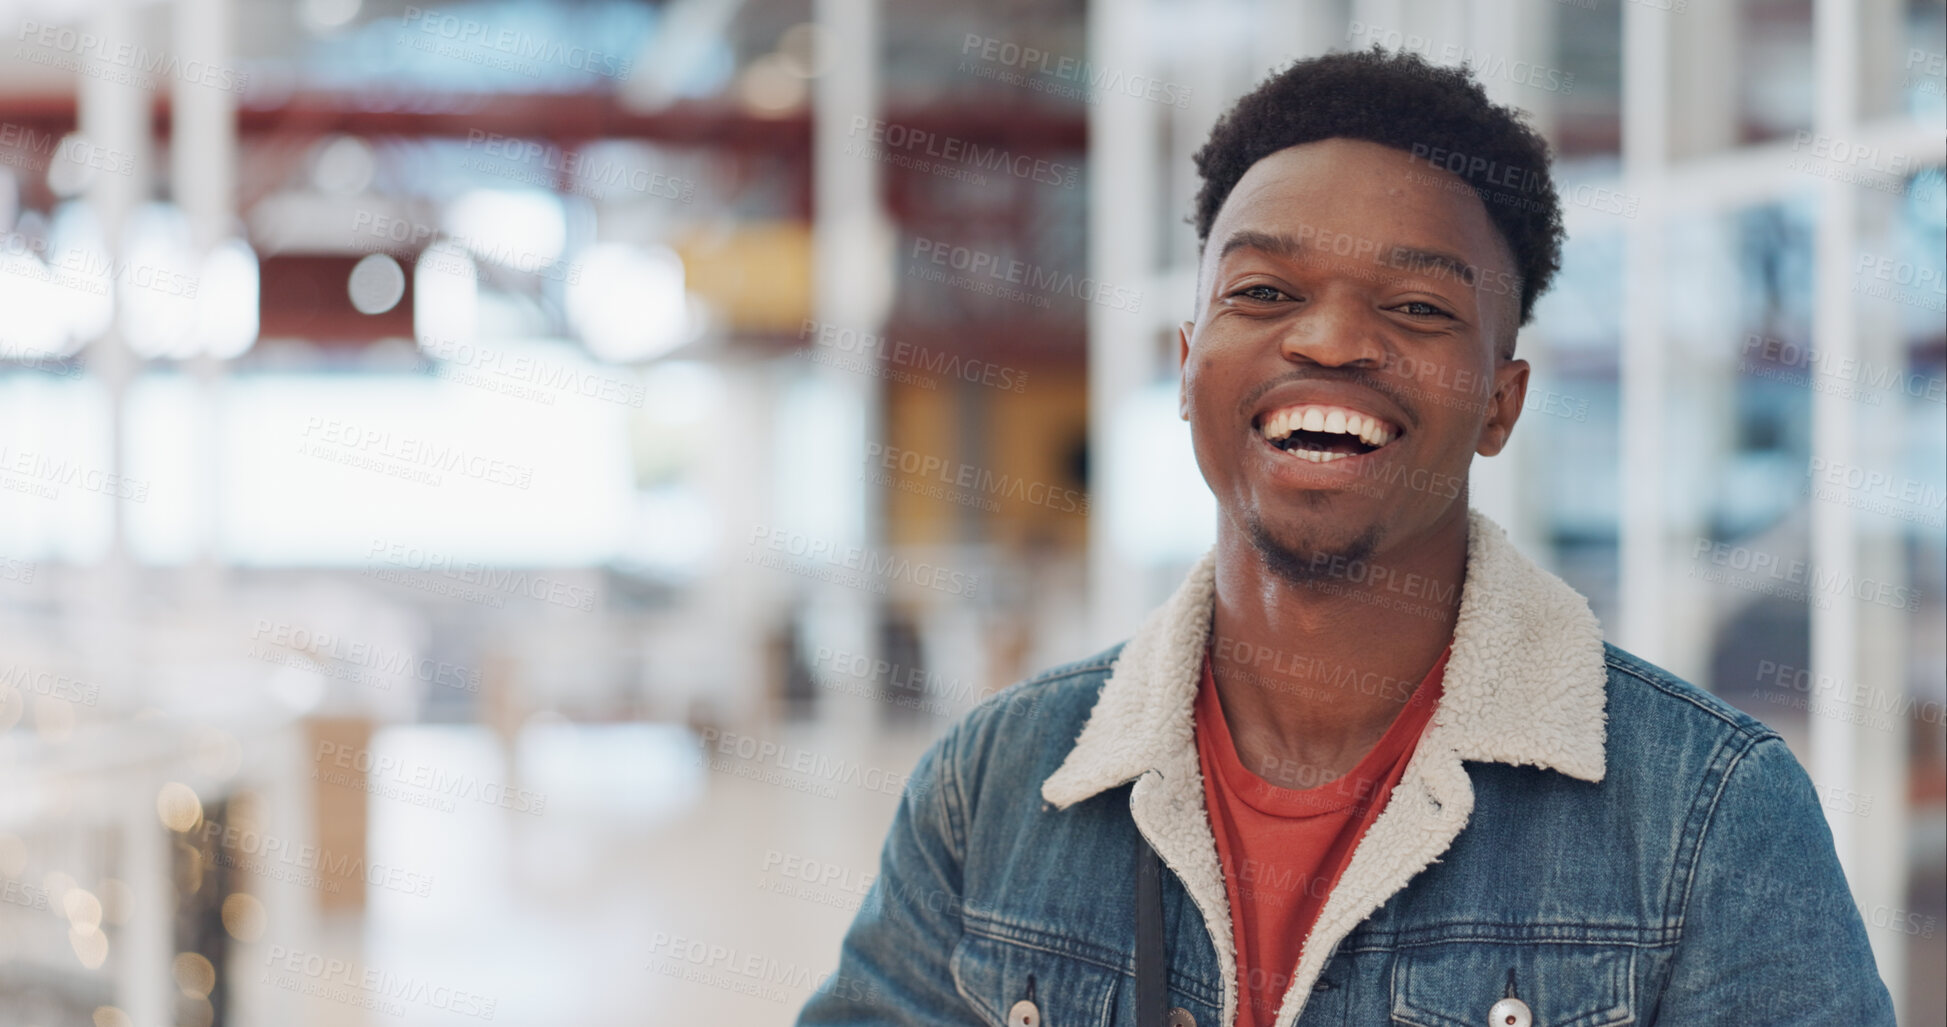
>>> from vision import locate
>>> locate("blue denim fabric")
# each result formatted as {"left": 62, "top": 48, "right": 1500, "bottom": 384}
{"left": 796, "top": 642, "right": 1895, "bottom": 1026}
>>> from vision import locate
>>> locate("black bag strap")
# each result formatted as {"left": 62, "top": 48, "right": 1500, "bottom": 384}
{"left": 1135, "top": 830, "right": 1168, "bottom": 1027}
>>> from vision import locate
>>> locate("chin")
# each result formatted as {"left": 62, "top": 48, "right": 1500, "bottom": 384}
{"left": 1245, "top": 515, "right": 1383, "bottom": 586}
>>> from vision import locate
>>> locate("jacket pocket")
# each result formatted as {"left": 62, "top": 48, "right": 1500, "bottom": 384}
{"left": 951, "top": 930, "right": 1119, "bottom": 1027}
{"left": 1389, "top": 943, "right": 1637, "bottom": 1027}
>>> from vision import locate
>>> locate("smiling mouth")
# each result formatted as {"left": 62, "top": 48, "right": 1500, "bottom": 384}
{"left": 1255, "top": 403, "right": 1403, "bottom": 464}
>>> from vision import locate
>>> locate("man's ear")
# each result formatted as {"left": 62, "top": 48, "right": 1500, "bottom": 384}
{"left": 1176, "top": 321, "right": 1195, "bottom": 421}
{"left": 1476, "top": 356, "right": 1530, "bottom": 457}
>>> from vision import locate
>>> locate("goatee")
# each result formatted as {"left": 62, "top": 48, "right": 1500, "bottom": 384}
{"left": 1246, "top": 516, "right": 1382, "bottom": 589}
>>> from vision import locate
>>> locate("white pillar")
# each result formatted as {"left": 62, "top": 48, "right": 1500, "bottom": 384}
{"left": 807, "top": 0, "right": 885, "bottom": 727}
{"left": 1809, "top": 0, "right": 1907, "bottom": 1012}
{"left": 1086, "top": 0, "right": 1162, "bottom": 648}
{"left": 78, "top": 0, "right": 146, "bottom": 591}
{"left": 173, "top": 0, "right": 237, "bottom": 600}
{"left": 1464, "top": 0, "right": 1556, "bottom": 561}
{"left": 116, "top": 781, "right": 171, "bottom": 1027}
{"left": 1810, "top": 0, "right": 1862, "bottom": 878}
{"left": 78, "top": 9, "right": 164, "bottom": 1017}
{"left": 1619, "top": 0, "right": 1671, "bottom": 662}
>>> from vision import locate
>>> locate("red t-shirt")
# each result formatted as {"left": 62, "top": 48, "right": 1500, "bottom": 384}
{"left": 1194, "top": 644, "right": 1448, "bottom": 1027}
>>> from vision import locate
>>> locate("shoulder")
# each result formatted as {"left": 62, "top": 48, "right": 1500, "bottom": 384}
{"left": 927, "top": 644, "right": 1125, "bottom": 807}
{"left": 1600, "top": 642, "right": 1778, "bottom": 748}
{"left": 1594, "top": 642, "right": 1810, "bottom": 804}
{"left": 957, "top": 643, "right": 1124, "bottom": 749}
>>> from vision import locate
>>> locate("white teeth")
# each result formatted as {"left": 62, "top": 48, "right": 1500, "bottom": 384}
{"left": 1291, "top": 449, "right": 1353, "bottom": 463}
{"left": 1256, "top": 403, "right": 1402, "bottom": 449}
{"left": 1353, "top": 417, "right": 1392, "bottom": 447}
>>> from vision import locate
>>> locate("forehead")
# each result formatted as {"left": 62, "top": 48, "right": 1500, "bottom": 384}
{"left": 1205, "top": 138, "right": 1514, "bottom": 280}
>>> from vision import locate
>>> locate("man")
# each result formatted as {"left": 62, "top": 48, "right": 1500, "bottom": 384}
{"left": 798, "top": 48, "right": 1894, "bottom": 1026}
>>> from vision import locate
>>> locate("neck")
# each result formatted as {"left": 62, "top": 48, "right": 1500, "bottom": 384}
{"left": 1207, "top": 505, "right": 1469, "bottom": 787}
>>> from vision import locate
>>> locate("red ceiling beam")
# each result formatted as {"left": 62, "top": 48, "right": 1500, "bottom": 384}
{"left": 0, "top": 91, "right": 1086, "bottom": 151}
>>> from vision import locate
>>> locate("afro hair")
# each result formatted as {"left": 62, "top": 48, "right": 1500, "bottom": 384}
{"left": 1192, "top": 46, "right": 1565, "bottom": 329}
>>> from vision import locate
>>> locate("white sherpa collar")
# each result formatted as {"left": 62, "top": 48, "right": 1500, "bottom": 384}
{"left": 1040, "top": 507, "right": 1609, "bottom": 1027}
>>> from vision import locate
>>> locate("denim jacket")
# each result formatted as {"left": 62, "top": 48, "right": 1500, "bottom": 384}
{"left": 797, "top": 510, "right": 1895, "bottom": 1026}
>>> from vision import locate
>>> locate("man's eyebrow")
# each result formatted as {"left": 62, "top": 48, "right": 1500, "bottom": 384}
{"left": 1215, "top": 229, "right": 1302, "bottom": 262}
{"left": 1384, "top": 246, "right": 1479, "bottom": 286}
{"left": 1214, "top": 230, "right": 1483, "bottom": 289}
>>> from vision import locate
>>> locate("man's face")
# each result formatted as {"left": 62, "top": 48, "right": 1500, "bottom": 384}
{"left": 1180, "top": 138, "right": 1529, "bottom": 578}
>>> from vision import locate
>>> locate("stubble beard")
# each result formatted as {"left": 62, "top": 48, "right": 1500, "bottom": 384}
{"left": 1245, "top": 513, "right": 1382, "bottom": 589}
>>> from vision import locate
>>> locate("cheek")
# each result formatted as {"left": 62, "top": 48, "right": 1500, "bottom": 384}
{"left": 1182, "top": 355, "right": 1224, "bottom": 416}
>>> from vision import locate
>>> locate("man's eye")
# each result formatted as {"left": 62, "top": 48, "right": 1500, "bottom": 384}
{"left": 1234, "top": 284, "right": 1289, "bottom": 302}
{"left": 1395, "top": 300, "right": 1452, "bottom": 318}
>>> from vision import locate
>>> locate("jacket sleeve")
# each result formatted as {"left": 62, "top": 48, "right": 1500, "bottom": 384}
{"left": 795, "top": 725, "right": 984, "bottom": 1026}
{"left": 1652, "top": 735, "right": 1897, "bottom": 1024}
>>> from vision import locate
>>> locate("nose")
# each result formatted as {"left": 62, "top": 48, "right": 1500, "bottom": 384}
{"left": 1277, "top": 293, "right": 1388, "bottom": 370}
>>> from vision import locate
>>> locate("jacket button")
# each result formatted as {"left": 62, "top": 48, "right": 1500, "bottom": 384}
{"left": 1007, "top": 999, "right": 1040, "bottom": 1027}
{"left": 1488, "top": 997, "right": 1532, "bottom": 1027}
{"left": 1168, "top": 1008, "right": 1196, "bottom": 1027}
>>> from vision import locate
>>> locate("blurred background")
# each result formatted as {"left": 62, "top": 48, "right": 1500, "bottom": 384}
{"left": 0, "top": 0, "right": 1939, "bottom": 1024}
